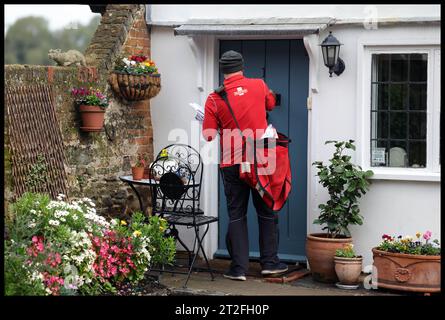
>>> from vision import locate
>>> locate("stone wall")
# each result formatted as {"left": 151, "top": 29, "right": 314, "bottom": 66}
{"left": 4, "top": 4, "right": 154, "bottom": 218}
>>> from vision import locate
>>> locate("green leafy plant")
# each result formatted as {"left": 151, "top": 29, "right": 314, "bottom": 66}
{"left": 312, "top": 140, "right": 374, "bottom": 238}
{"left": 132, "top": 153, "right": 149, "bottom": 168}
{"left": 25, "top": 155, "right": 48, "bottom": 189}
{"left": 335, "top": 243, "right": 360, "bottom": 258}
{"left": 378, "top": 232, "right": 440, "bottom": 256}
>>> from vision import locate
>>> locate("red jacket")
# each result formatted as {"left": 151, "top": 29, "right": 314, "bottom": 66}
{"left": 202, "top": 74, "right": 276, "bottom": 167}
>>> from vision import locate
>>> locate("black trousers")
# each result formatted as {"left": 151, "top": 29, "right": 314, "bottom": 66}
{"left": 220, "top": 164, "right": 280, "bottom": 274}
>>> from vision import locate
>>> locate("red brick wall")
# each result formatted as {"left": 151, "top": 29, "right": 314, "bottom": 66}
{"left": 121, "top": 11, "right": 153, "bottom": 157}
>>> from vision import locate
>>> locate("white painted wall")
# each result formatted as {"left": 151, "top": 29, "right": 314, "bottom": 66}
{"left": 150, "top": 5, "right": 440, "bottom": 24}
{"left": 150, "top": 5, "right": 441, "bottom": 268}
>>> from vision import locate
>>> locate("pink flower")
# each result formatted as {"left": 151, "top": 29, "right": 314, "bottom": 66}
{"left": 423, "top": 230, "right": 432, "bottom": 241}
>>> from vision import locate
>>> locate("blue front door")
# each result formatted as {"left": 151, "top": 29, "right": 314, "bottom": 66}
{"left": 215, "top": 40, "right": 309, "bottom": 262}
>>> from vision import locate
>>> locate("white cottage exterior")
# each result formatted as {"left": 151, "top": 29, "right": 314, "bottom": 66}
{"left": 147, "top": 5, "right": 441, "bottom": 269}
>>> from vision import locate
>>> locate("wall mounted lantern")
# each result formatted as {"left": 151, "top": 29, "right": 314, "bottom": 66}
{"left": 320, "top": 31, "right": 345, "bottom": 77}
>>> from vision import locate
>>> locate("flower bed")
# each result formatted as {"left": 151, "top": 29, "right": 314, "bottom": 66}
{"left": 4, "top": 192, "right": 176, "bottom": 296}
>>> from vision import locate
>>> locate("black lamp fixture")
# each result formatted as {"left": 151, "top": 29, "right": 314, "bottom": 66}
{"left": 320, "top": 31, "right": 345, "bottom": 77}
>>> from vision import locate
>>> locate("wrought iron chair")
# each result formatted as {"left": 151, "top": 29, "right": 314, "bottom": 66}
{"left": 149, "top": 144, "right": 218, "bottom": 287}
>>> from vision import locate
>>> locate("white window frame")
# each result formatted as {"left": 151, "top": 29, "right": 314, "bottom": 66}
{"left": 356, "top": 42, "right": 440, "bottom": 182}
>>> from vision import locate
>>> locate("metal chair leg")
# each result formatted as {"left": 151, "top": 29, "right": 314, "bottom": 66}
{"left": 183, "top": 231, "right": 199, "bottom": 288}
{"left": 196, "top": 224, "right": 215, "bottom": 280}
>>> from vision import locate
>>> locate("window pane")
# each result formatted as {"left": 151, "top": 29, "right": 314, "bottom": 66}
{"left": 371, "top": 83, "right": 389, "bottom": 110}
{"left": 389, "top": 140, "right": 407, "bottom": 167}
{"left": 409, "top": 84, "right": 427, "bottom": 110}
{"left": 408, "top": 141, "right": 426, "bottom": 167}
{"left": 371, "top": 112, "right": 388, "bottom": 139}
{"left": 389, "top": 84, "right": 408, "bottom": 110}
{"left": 409, "top": 112, "right": 427, "bottom": 139}
{"left": 390, "top": 112, "right": 407, "bottom": 139}
{"left": 409, "top": 54, "right": 428, "bottom": 82}
{"left": 371, "top": 140, "right": 388, "bottom": 167}
{"left": 372, "top": 54, "right": 390, "bottom": 82}
{"left": 390, "top": 54, "right": 408, "bottom": 81}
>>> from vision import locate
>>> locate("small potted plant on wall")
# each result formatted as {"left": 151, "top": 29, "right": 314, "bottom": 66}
{"left": 71, "top": 87, "right": 109, "bottom": 132}
{"left": 334, "top": 243, "right": 363, "bottom": 289}
{"left": 109, "top": 52, "right": 161, "bottom": 102}
{"left": 132, "top": 153, "right": 148, "bottom": 181}
{"left": 307, "top": 140, "right": 373, "bottom": 283}
{"left": 372, "top": 231, "right": 441, "bottom": 293}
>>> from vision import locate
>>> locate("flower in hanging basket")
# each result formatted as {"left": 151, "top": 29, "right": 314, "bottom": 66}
{"left": 109, "top": 52, "right": 161, "bottom": 101}
{"left": 71, "top": 87, "right": 109, "bottom": 132}
{"left": 114, "top": 53, "right": 159, "bottom": 76}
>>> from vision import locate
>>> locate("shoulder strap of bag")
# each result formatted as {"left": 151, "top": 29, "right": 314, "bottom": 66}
{"left": 215, "top": 85, "right": 243, "bottom": 137}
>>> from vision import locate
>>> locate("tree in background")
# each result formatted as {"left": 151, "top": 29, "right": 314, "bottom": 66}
{"left": 5, "top": 16, "right": 100, "bottom": 65}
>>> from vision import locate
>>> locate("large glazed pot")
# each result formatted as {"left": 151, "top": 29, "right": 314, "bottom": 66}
{"left": 306, "top": 233, "right": 353, "bottom": 283}
{"left": 109, "top": 72, "right": 161, "bottom": 101}
{"left": 372, "top": 248, "right": 441, "bottom": 293}
{"left": 334, "top": 256, "right": 363, "bottom": 285}
{"left": 79, "top": 105, "right": 105, "bottom": 132}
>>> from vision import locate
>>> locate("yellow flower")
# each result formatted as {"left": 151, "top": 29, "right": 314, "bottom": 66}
{"left": 416, "top": 231, "right": 421, "bottom": 238}
{"left": 120, "top": 220, "right": 127, "bottom": 226}
{"left": 159, "top": 226, "right": 165, "bottom": 232}
{"left": 133, "top": 230, "right": 142, "bottom": 237}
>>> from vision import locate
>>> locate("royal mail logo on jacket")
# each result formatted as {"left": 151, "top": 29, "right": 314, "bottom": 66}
{"left": 234, "top": 86, "right": 248, "bottom": 96}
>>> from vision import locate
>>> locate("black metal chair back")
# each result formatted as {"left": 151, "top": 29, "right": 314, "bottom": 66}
{"left": 150, "top": 144, "right": 203, "bottom": 215}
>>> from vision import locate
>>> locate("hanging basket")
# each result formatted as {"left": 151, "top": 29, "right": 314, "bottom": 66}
{"left": 109, "top": 72, "right": 161, "bottom": 101}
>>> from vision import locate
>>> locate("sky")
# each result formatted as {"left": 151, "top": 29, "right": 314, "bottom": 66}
{"left": 4, "top": 5, "right": 101, "bottom": 33}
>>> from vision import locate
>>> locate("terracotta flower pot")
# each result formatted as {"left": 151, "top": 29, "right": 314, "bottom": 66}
{"left": 372, "top": 248, "right": 441, "bottom": 293}
{"left": 131, "top": 166, "right": 145, "bottom": 180}
{"left": 79, "top": 104, "right": 105, "bottom": 132}
{"left": 306, "top": 233, "right": 353, "bottom": 283}
{"left": 334, "top": 256, "right": 363, "bottom": 285}
{"left": 109, "top": 72, "right": 161, "bottom": 101}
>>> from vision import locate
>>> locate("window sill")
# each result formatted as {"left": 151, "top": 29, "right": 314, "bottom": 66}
{"left": 365, "top": 167, "right": 440, "bottom": 182}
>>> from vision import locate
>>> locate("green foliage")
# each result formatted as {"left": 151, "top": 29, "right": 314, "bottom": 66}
{"left": 312, "top": 140, "right": 374, "bottom": 238}
{"left": 25, "top": 155, "right": 48, "bottom": 189}
{"left": 5, "top": 15, "right": 100, "bottom": 65}
{"left": 4, "top": 240, "right": 47, "bottom": 296}
{"left": 112, "top": 212, "right": 176, "bottom": 267}
{"left": 335, "top": 243, "right": 359, "bottom": 258}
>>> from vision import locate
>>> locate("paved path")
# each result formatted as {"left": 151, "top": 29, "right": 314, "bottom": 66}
{"left": 157, "top": 271, "right": 400, "bottom": 296}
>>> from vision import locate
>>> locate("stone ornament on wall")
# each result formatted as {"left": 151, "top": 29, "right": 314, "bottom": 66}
{"left": 48, "top": 49, "right": 87, "bottom": 67}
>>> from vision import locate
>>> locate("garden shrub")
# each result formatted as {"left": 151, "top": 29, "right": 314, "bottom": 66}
{"left": 4, "top": 192, "right": 176, "bottom": 295}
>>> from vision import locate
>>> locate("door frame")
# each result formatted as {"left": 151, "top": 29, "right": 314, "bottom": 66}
{"left": 190, "top": 33, "right": 320, "bottom": 260}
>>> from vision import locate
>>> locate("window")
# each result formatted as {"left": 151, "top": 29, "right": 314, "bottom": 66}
{"left": 370, "top": 53, "right": 428, "bottom": 168}
{"left": 358, "top": 44, "right": 440, "bottom": 181}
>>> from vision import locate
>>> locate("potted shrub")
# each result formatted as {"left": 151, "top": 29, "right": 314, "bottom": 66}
{"left": 71, "top": 87, "right": 109, "bottom": 132}
{"left": 307, "top": 140, "right": 373, "bottom": 283}
{"left": 372, "top": 231, "right": 441, "bottom": 293}
{"left": 334, "top": 243, "right": 363, "bottom": 289}
{"left": 132, "top": 153, "right": 148, "bottom": 181}
{"left": 109, "top": 52, "right": 161, "bottom": 101}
